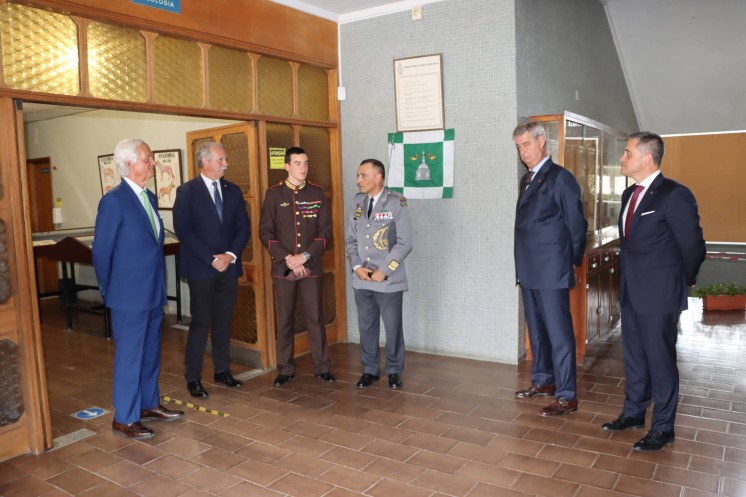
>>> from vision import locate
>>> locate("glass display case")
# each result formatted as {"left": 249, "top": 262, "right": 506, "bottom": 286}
{"left": 530, "top": 111, "right": 628, "bottom": 233}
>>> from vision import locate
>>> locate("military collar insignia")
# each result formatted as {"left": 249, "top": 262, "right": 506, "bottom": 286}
{"left": 285, "top": 179, "right": 306, "bottom": 190}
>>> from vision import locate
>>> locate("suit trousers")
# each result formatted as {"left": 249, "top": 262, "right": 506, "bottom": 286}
{"left": 521, "top": 286, "right": 577, "bottom": 400}
{"left": 110, "top": 306, "right": 163, "bottom": 423}
{"left": 273, "top": 276, "right": 330, "bottom": 376}
{"left": 621, "top": 297, "right": 680, "bottom": 432}
{"left": 185, "top": 270, "right": 238, "bottom": 382}
{"left": 354, "top": 289, "right": 405, "bottom": 376}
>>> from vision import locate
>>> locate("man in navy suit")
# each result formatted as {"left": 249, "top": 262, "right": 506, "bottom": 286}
{"left": 173, "top": 141, "right": 251, "bottom": 398}
{"left": 513, "top": 122, "right": 587, "bottom": 417}
{"left": 601, "top": 132, "right": 705, "bottom": 451}
{"left": 93, "top": 138, "right": 184, "bottom": 440}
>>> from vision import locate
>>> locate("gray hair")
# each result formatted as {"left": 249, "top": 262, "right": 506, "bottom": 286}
{"left": 512, "top": 121, "right": 546, "bottom": 141}
{"left": 114, "top": 138, "right": 146, "bottom": 177}
{"left": 195, "top": 141, "right": 224, "bottom": 168}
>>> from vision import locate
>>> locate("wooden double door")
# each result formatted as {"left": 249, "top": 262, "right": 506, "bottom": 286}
{"left": 186, "top": 122, "right": 343, "bottom": 371}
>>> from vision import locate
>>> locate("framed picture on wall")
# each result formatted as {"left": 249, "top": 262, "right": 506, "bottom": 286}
{"left": 153, "top": 149, "right": 182, "bottom": 209}
{"left": 393, "top": 53, "right": 445, "bottom": 132}
{"left": 98, "top": 154, "right": 120, "bottom": 195}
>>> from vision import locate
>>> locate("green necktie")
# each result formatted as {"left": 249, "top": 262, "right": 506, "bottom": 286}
{"left": 140, "top": 190, "right": 158, "bottom": 239}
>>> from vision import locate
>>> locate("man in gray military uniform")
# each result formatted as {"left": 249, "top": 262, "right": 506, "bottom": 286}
{"left": 345, "top": 159, "right": 413, "bottom": 389}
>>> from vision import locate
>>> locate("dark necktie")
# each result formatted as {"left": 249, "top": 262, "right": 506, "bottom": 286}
{"left": 367, "top": 197, "right": 374, "bottom": 218}
{"left": 212, "top": 181, "right": 223, "bottom": 222}
{"left": 519, "top": 170, "right": 535, "bottom": 196}
{"left": 624, "top": 184, "right": 644, "bottom": 239}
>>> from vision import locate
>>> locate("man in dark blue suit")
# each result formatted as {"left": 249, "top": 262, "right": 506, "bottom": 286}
{"left": 93, "top": 138, "right": 184, "bottom": 440}
{"left": 601, "top": 132, "right": 705, "bottom": 451}
{"left": 513, "top": 122, "right": 587, "bottom": 417}
{"left": 173, "top": 141, "right": 250, "bottom": 398}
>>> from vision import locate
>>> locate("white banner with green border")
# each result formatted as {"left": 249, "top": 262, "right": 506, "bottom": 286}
{"left": 388, "top": 128, "right": 454, "bottom": 199}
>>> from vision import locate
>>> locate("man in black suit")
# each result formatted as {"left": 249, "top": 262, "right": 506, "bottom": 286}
{"left": 512, "top": 121, "right": 587, "bottom": 417}
{"left": 601, "top": 132, "right": 705, "bottom": 451}
{"left": 173, "top": 141, "right": 251, "bottom": 398}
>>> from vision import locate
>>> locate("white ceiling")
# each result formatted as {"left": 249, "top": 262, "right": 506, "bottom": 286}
{"left": 271, "top": 0, "right": 746, "bottom": 135}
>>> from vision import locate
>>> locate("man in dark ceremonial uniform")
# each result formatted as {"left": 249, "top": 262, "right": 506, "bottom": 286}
{"left": 259, "top": 147, "right": 334, "bottom": 386}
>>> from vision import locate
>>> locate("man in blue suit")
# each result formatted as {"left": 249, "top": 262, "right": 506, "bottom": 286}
{"left": 601, "top": 132, "right": 705, "bottom": 451}
{"left": 93, "top": 138, "right": 184, "bottom": 440}
{"left": 513, "top": 122, "right": 587, "bottom": 417}
{"left": 173, "top": 141, "right": 250, "bottom": 398}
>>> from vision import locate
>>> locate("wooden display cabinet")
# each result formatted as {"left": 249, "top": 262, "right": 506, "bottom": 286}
{"left": 525, "top": 112, "right": 628, "bottom": 362}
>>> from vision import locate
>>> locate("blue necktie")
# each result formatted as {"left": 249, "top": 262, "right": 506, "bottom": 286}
{"left": 213, "top": 181, "right": 223, "bottom": 222}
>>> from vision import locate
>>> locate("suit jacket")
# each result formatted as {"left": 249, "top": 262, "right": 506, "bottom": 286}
{"left": 345, "top": 188, "right": 413, "bottom": 293}
{"left": 515, "top": 159, "right": 588, "bottom": 289}
{"left": 92, "top": 181, "right": 167, "bottom": 311}
{"left": 173, "top": 176, "right": 251, "bottom": 280}
{"left": 619, "top": 173, "right": 706, "bottom": 314}
{"left": 258, "top": 180, "right": 332, "bottom": 278}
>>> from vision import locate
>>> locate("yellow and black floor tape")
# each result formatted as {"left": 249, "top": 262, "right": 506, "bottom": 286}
{"left": 161, "top": 395, "right": 230, "bottom": 418}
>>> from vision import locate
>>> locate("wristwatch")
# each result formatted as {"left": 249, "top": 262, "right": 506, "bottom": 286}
{"left": 303, "top": 251, "right": 311, "bottom": 262}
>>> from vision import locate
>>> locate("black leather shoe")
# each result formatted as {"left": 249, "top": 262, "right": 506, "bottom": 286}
{"left": 141, "top": 405, "right": 184, "bottom": 422}
{"left": 388, "top": 373, "right": 403, "bottom": 389}
{"left": 633, "top": 430, "right": 675, "bottom": 452}
{"left": 356, "top": 373, "right": 379, "bottom": 388}
{"left": 315, "top": 372, "right": 336, "bottom": 382}
{"left": 214, "top": 371, "right": 242, "bottom": 388}
{"left": 112, "top": 420, "right": 154, "bottom": 440}
{"left": 273, "top": 374, "right": 294, "bottom": 386}
{"left": 187, "top": 380, "right": 208, "bottom": 398}
{"left": 601, "top": 415, "right": 645, "bottom": 432}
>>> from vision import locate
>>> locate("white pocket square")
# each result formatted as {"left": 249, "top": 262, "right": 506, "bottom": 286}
{"left": 641, "top": 210, "right": 655, "bottom": 216}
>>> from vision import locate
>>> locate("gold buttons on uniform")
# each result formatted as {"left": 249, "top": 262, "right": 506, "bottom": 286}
{"left": 297, "top": 222, "right": 300, "bottom": 225}
{"left": 296, "top": 211, "right": 300, "bottom": 215}
{"left": 297, "top": 243, "right": 301, "bottom": 247}
{"left": 366, "top": 224, "right": 370, "bottom": 228}
{"left": 366, "top": 235, "right": 370, "bottom": 238}
{"left": 365, "top": 246, "right": 369, "bottom": 250}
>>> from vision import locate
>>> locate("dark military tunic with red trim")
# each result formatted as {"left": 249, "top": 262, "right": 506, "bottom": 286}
{"left": 259, "top": 179, "right": 332, "bottom": 277}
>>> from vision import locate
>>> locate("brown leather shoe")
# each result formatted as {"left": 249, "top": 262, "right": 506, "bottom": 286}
{"left": 141, "top": 404, "right": 184, "bottom": 422}
{"left": 539, "top": 398, "right": 578, "bottom": 417}
{"left": 112, "top": 420, "right": 154, "bottom": 440}
{"left": 515, "top": 384, "right": 556, "bottom": 398}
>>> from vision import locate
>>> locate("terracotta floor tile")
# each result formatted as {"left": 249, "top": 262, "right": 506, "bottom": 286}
{"left": 0, "top": 474, "right": 57, "bottom": 497}
{"left": 497, "top": 452, "right": 559, "bottom": 477}
{"left": 97, "top": 459, "right": 155, "bottom": 487}
{"left": 614, "top": 474, "right": 683, "bottom": 497}
{"left": 362, "top": 457, "right": 425, "bottom": 483}
{"left": 6, "top": 299, "right": 746, "bottom": 497}
{"left": 45, "top": 467, "right": 107, "bottom": 494}
{"left": 267, "top": 472, "right": 334, "bottom": 497}
{"left": 178, "top": 466, "right": 241, "bottom": 494}
{"left": 144, "top": 453, "right": 202, "bottom": 479}
{"left": 317, "top": 464, "right": 381, "bottom": 493}
{"left": 513, "top": 473, "right": 580, "bottom": 497}
{"left": 129, "top": 474, "right": 193, "bottom": 497}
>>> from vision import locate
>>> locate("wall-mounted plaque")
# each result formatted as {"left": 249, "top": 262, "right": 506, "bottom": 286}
{"left": 393, "top": 54, "right": 445, "bottom": 132}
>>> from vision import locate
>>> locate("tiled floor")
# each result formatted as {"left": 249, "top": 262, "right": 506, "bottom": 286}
{"left": 1, "top": 298, "right": 745, "bottom": 496}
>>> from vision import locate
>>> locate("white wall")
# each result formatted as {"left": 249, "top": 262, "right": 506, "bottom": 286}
{"left": 25, "top": 108, "right": 240, "bottom": 314}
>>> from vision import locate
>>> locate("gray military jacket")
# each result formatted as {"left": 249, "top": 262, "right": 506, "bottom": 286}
{"left": 345, "top": 188, "right": 413, "bottom": 293}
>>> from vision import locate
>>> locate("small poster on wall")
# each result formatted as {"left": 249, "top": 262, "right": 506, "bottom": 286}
{"left": 98, "top": 154, "right": 120, "bottom": 195}
{"left": 153, "top": 149, "right": 182, "bottom": 209}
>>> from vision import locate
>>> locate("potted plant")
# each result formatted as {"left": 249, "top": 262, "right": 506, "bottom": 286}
{"left": 693, "top": 283, "right": 746, "bottom": 311}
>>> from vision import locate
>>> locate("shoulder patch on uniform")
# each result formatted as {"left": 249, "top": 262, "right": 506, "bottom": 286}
{"left": 400, "top": 196, "right": 407, "bottom": 207}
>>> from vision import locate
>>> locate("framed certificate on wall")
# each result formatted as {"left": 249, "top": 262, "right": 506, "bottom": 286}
{"left": 393, "top": 54, "right": 445, "bottom": 132}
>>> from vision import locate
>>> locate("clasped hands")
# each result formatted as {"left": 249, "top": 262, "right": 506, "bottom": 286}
{"left": 355, "top": 266, "right": 386, "bottom": 282}
{"left": 285, "top": 253, "right": 309, "bottom": 278}
{"left": 212, "top": 253, "right": 232, "bottom": 272}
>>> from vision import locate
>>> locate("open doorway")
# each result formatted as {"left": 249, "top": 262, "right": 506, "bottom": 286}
{"left": 21, "top": 102, "right": 271, "bottom": 444}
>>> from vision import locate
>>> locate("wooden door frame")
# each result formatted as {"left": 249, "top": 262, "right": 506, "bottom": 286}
{"left": 0, "top": 97, "right": 53, "bottom": 460}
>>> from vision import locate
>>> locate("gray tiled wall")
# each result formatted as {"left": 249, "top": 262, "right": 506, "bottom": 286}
{"left": 339, "top": 0, "right": 636, "bottom": 366}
